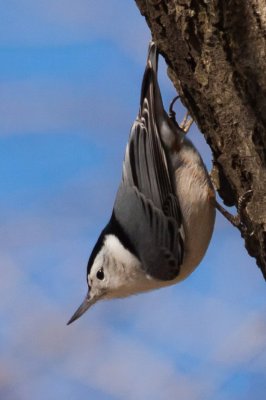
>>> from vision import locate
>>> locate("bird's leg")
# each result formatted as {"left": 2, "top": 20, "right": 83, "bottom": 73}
{"left": 168, "top": 96, "right": 193, "bottom": 134}
{"left": 215, "top": 190, "right": 253, "bottom": 229}
{"left": 215, "top": 201, "right": 240, "bottom": 227}
{"left": 168, "top": 95, "right": 179, "bottom": 122}
{"left": 180, "top": 111, "right": 194, "bottom": 133}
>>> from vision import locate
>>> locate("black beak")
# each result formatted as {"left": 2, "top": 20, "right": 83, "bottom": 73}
{"left": 67, "top": 292, "right": 96, "bottom": 325}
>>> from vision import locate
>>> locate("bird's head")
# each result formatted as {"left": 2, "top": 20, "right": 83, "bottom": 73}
{"left": 67, "top": 233, "right": 145, "bottom": 325}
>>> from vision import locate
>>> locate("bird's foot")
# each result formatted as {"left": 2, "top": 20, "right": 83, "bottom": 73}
{"left": 180, "top": 111, "right": 194, "bottom": 133}
{"left": 168, "top": 96, "right": 193, "bottom": 133}
{"left": 168, "top": 95, "right": 179, "bottom": 122}
{"left": 216, "top": 190, "right": 253, "bottom": 230}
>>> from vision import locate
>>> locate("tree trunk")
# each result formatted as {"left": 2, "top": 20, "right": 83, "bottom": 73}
{"left": 134, "top": 0, "right": 266, "bottom": 278}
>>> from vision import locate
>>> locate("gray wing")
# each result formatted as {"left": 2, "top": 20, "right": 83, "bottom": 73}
{"left": 114, "top": 185, "right": 183, "bottom": 281}
{"left": 123, "top": 43, "right": 181, "bottom": 219}
{"left": 113, "top": 42, "right": 184, "bottom": 281}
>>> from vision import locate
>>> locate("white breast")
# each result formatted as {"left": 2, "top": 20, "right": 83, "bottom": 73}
{"left": 172, "top": 140, "right": 216, "bottom": 281}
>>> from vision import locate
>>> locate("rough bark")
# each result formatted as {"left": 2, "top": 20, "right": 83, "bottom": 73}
{"left": 134, "top": 0, "right": 266, "bottom": 278}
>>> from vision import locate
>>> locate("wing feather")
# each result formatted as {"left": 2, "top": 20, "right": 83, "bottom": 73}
{"left": 114, "top": 185, "right": 183, "bottom": 281}
{"left": 114, "top": 42, "right": 184, "bottom": 280}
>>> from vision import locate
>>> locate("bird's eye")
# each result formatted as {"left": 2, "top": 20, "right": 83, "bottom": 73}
{"left": 96, "top": 267, "right": 104, "bottom": 280}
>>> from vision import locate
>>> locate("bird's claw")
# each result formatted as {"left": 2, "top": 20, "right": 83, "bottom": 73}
{"left": 216, "top": 189, "right": 253, "bottom": 232}
{"left": 168, "top": 95, "right": 179, "bottom": 121}
{"left": 168, "top": 96, "right": 193, "bottom": 133}
{"left": 238, "top": 190, "right": 253, "bottom": 217}
{"left": 180, "top": 112, "right": 194, "bottom": 133}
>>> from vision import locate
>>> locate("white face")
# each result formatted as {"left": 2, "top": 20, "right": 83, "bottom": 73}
{"left": 67, "top": 235, "right": 145, "bottom": 324}
{"left": 88, "top": 235, "right": 153, "bottom": 302}
{"left": 68, "top": 234, "right": 167, "bottom": 324}
{"left": 87, "top": 246, "right": 110, "bottom": 301}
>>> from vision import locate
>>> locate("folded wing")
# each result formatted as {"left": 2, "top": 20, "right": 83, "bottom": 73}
{"left": 113, "top": 42, "right": 184, "bottom": 281}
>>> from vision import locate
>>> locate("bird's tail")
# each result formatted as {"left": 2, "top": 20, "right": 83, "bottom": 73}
{"left": 140, "top": 42, "right": 163, "bottom": 121}
{"left": 140, "top": 41, "right": 182, "bottom": 151}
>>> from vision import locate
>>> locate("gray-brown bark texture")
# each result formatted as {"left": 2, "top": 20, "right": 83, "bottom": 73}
{"left": 134, "top": 0, "right": 266, "bottom": 278}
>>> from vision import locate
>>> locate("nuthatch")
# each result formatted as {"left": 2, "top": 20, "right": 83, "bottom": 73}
{"left": 67, "top": 42, "right": 216, "bottom": 325}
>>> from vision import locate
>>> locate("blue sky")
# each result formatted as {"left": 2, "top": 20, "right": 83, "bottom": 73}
{"left": 0, "top": 1, "right": 265, "bottom": 399}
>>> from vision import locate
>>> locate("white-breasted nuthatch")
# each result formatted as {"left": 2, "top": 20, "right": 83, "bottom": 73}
{"left": 67, "top": 42, "right": 216, "bottom": 325}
